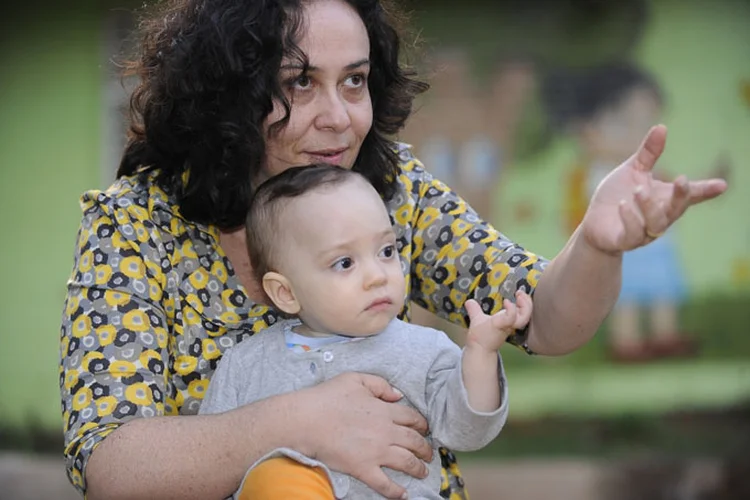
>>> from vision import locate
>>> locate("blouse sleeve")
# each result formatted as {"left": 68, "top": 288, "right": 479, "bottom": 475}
{"left": 59, "top": 189, "right": 170, "bottom": 494}
{"left": 402, "top": 151, "right": 549, "bottom": 352}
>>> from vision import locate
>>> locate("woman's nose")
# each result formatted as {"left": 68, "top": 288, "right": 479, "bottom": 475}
{"left": 314, "top": 88, "right": 352, "bottom": 132}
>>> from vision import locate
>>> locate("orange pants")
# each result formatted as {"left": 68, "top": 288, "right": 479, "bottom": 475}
{"left": 236, "top": 457, "right": 336, "bottom": 500}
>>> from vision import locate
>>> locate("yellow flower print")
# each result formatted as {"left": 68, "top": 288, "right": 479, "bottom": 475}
{"left": 181, "top": 240, "right": 198, "bottom": 259}
{"left": 72, "top": 387, "right": 93, "bottom": 411}
{"left": 449, "top": 289, "right": 466, "bottom": 308}
{"left": 527, "top": 269, "right": 541, "bottom": 287}
{"left": 418, "top": 206, "right": 441, "bottom": 228}
{"left": 154, "top": 327, "right": 168, "bottom": 349}
{"left": 94, "top": 264, "right": 112, "bottom": 285}
{"left": 164, "top": 398, "right": 178, "bottom": 416}
{"left": 487, "top": 263, "right": 510, "bottom": 288}
{"left": 111, "top": 231, "right": 129, "bottom": 251}
{"left": 96, "top": 396, "right": 118, "bottom": 417}
{"left": 188, "top": 268, "right": 209, "bottom": 290}
{"left": 202, "top": 339, "right": 221, "bottom": 360}
{"left": 65, "top": 295, "right": 80, "bottom": 316}
{"left": 64, "top": 370, "right": 79, "bottom": 391}
{"left": 174, "top": 355, "right": 198, "bottom": 376}
{"left": 96, "top": 325, "right": 116, "bottom": 346}
{"left": 82, "top": 351, "right": 105, "bottom": 371}
{"left": 450, "top": 218, "right": 472, "bottom": 238}
{"left": 133, "top": 221, "right": 150, "bottom": 243}
{"left": 129, "top": 205, "right": 148, "bottom": 222}
{"left": 188, "top": 379, "right": 209, "bottom": 399}
{"left": 122, "top": 309, "right": 150, "bottom": 332}
{"left": 211, "top": 261, "right": 228, "bottom": 284}
{"left": 139, "top": 349, "right": 161, "bottom": 368}
{"left": 110, "top": 360, "right": 137, "bottom": 378}
{"left": 149, "top": 282, "right": 162, "bottom": 302}
{"left": 104, "top": 290, "right": 130, "bottom": 307}
{"left": 394, "top": 204, "right": 413, "bottom": 226}
{"left": 79, "top": 250, "right": 94, "bottom": 272}
{"left": 220, "top": 311, "right": 241, "bottom": 325}
{"left": 69, "top": 469, "right": 84, "bottom": 489}
{"left": 120, "top": 256, "right": 145, "bottom": 279}
{"left": 125, "top": 382, "right": 154, "bottom": 406}
{"left": 443, "top": 238, "right": 469, "bottom": 260}
{"left": 71, "top": 314, "right": 92, "bottom": 338}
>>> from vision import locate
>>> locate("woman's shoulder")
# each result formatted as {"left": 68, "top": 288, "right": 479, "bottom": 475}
{"left": 79, "top": 171, "right": 169, "bottom": 221}
{"left": 77, "top": 171, "right": 195, "bottom": 239}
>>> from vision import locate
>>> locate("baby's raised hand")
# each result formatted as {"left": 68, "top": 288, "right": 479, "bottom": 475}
{"left": 464, "top": 291, "right": 533, "bottom": 352}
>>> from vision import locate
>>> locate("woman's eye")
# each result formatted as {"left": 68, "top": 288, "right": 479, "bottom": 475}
{"left": 332, "top": 257, "right": 353, "bottom": 271}
{"left": 286, "top": 74, "right": 312, "bottom": 90}
{"left": 294, "top": 75, "right": 312, "bottom": 89}
{"left": 345, "top": 73, "right": 366, "bottom": 88}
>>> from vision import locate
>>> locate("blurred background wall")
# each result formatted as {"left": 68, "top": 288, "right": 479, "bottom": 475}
{"left": 1, "top": 0, "right": 749, "bottom": 498}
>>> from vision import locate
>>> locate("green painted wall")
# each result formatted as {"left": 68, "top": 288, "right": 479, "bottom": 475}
{"left": 0, "top": 5, "right": 103, "bottom": 427}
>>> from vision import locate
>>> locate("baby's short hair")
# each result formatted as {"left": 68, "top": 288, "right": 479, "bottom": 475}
{"left": 246, "top": 164, "right": 365, "bottom": 283}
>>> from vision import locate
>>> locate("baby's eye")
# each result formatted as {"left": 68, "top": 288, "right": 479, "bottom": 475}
{"left": 380, "top": 245, "right": 396, "bottom": 259}
{"left": 332, "top": 257, "right": 354, "bottom": 271}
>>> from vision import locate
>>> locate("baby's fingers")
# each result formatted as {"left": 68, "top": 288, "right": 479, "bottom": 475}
{"left": 513, "top": 291, "right": 533, "bottom": 329}
{"left": 491, "top": 299, "right": 516, "bottom": 330}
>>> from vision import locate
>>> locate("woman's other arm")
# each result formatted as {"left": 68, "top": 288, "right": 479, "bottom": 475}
{"left": 527, "top": 126, "right": 727, "bottom": 355}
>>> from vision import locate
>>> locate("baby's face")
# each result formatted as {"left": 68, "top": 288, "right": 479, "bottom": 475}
{"left": 276, "top": 177, "right": 406, "bottom": 336}
{"left": 585, "top": 86, "right": 662, "bottom": 163}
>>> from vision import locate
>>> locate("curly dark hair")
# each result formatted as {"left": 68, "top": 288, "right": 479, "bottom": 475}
{"left": 117, "top": 0, "right": 428, "bottom": 229}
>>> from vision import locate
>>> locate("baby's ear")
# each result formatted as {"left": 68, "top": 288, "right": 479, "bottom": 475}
{"left": 262, "top": 272, "right": 300, "bottom": 315}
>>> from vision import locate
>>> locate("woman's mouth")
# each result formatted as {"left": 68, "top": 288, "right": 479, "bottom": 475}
{"left": 306, "top": 148, "right": 348, "bottom": 165}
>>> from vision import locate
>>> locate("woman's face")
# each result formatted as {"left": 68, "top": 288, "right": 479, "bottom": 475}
{"left": 262, "top": 0, "right": 373, "bottom": 181}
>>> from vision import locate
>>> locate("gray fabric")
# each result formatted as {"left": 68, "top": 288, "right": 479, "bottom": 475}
{"left": 199, "top": 318, "right": 508, "bottom": 499}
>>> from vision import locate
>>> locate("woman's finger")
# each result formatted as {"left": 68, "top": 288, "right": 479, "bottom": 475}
{"left": 686, "top": 178, "right": 728, "bottom": 205}
{"left": 354, "top": 467, "right": 408, "bottom": 500}
{"left": 389, "top": 402, "right": 429, "bottom": 437}
{"left": 356, "top": 373, "right": 405, "bottom": 403}
{"left": 617, "top": 199, "right": 645, "bottom": 249}
{"left": 380, "top": 445, "right": 430, "bottom": 481}
{"left": 665, "top": 175, "right": 692, "bottom": 222}
{"left": 634, "top": 184, "right": 670, "bottom": 236}
{"left": 632, "top": 124, "right": 667, "bottom": 172}
{"left": 391, "top": 425, "right": 433, "bottom": 463}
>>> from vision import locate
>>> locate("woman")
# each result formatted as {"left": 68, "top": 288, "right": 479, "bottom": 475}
{"left": 59, "top": 0, "right": 727, "bottom": 498}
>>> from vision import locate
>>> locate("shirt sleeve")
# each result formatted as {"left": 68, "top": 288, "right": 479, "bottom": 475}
{"left": 60, "top": 190, "right": 170, "bottom": 494}
{"left": 402, "top": 150, "right": 549, "bottom": 352}
{"left": 423, "top": 331, "right": 508, "bottom": 452}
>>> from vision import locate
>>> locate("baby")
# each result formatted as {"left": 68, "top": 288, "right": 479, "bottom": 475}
{"left": 199, "top": 164, "right": 532, "bottom": 499}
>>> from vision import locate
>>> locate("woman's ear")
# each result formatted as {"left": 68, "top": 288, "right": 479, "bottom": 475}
{"left": 262, "top": 272, "right": 300, "bottom": 315}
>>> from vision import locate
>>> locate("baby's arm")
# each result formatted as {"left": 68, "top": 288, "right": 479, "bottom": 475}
{"left": 462, "top": 291, "right": 533, "bottom": 412}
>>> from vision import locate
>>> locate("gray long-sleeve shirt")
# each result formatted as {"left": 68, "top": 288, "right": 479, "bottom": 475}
{"left": 199, "top": 318, "right": 508, "bottom": 499}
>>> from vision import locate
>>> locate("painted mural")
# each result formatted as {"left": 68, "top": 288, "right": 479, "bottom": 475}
{"left": 401, "top": 0, "right": 750, "bottom": 361}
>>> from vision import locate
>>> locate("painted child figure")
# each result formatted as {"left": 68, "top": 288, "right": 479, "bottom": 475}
{"left": 561, "top": 62, "right": 695, "bottom": 362}
{"left": 199, "top": 164, "right": 532, "bottom": 499}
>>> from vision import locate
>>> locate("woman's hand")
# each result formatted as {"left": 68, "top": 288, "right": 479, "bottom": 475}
{"left": 581, "top": 124, "right": 728, "bottom": 254}
{"left": 289, "top": 372, "right": 432, "bottom": 500}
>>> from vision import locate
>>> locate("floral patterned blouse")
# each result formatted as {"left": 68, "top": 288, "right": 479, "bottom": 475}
{"left": 60, "top": 144, "right": 548, "bottom": 497}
